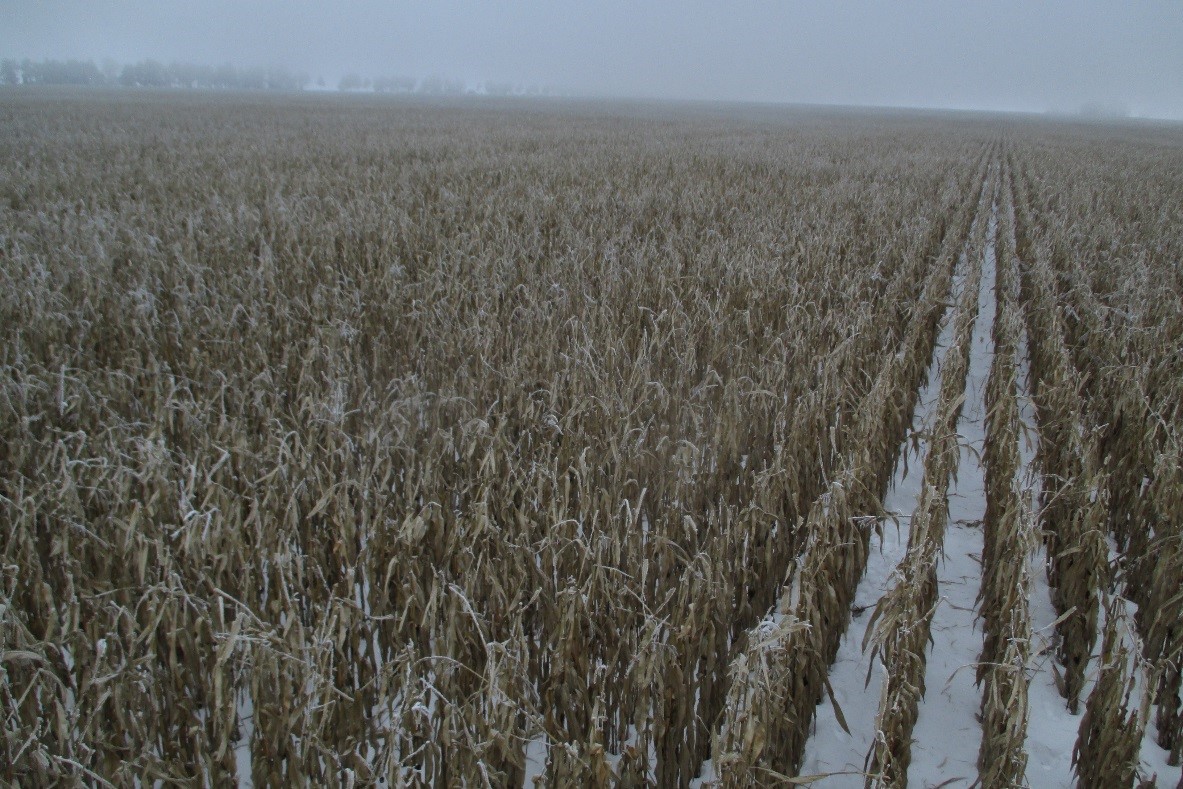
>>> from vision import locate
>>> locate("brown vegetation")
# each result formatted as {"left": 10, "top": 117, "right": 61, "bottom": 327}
{"left": 1, "top": 91, "right": 1181, "bottom": 786}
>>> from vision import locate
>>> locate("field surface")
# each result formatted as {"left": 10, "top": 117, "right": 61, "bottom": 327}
{"left": 2, "top": 90, "right": 1182, "bottom": 787}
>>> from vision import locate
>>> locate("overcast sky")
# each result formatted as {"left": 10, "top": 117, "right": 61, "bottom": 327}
{"left": 4, "top": 1, "right": 1182, "bottom": 118}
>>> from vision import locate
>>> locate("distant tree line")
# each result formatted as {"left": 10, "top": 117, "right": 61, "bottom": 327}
{"left": 0, "top": 58, "right": 309, "bottom": 91}
{"left": 0, "top": 57, "right": 563, "bottom": 98}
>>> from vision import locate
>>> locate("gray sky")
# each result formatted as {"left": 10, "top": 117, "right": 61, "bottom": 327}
{"left": 4, "top": 1, "right": 1182, "bottom": 118}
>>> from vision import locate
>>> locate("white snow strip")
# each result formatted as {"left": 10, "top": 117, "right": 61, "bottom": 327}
{"left": 235, "top": 690, "right": 255, "bottom": 787}
{"left": 524, "top": 734, "right": 548, "bottom": 785}
{"left": 1013, "top": 307, "right": 1083, "bottom": 788}
{"left": 798, "top": 223, "right": 969, "bottom": 784}
{"left": 907, "top": 208, "right": 997, "bottom": 788}
{"left": 1141, "top": 709, "right": 1183, "bottom": 787}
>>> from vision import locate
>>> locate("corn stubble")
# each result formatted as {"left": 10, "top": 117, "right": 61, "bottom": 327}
{"left": 1, "top": 92, "right": 1181, "bottom": 786}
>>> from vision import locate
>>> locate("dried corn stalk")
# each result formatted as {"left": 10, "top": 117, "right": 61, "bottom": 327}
{"left": 974, "top": 169, "right": 1032, "bottom": 786}
{"left": 1073, "top": 595, "right": 1152, "bottom": 788}
{"left": 863, "top": 164, "right": 996, "bottom": 788}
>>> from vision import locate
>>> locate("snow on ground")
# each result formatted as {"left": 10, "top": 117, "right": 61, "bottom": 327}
{"left": 524, "top": 735, "right": 548, "bottom": 785}
{"left": 1016, "top": 308, "right": 1092, "bottom": 788}
{"left": 1012, "top": 311, "right": 1082, "bottom": 788}
{"left": 235, "top": 691, "right": 255, "bottom": 787}
{"left": 1016, "top": 316, "right": 1182, "bottom": 788}
{"left": 906, "top": 209, "right": 997, "bottom": 787}
{"left": 1140, "top": 708, "right": 1183, "bottom": 787}
{"left": 799, "top": 245, "right": 971, "bottom": 784}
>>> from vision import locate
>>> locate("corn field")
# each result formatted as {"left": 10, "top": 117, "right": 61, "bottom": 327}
{"left": 1, "top": 90, "right": 1181, "bottom": 787}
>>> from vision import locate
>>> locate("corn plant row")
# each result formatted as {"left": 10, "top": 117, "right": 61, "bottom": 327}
{"left": 1012, "top": 154, "right": 1181, "bottom": 780}
{"left": 1073, "top": 594, "right": 1155, "bottom": 786}
{"left": 1010, "top": 148, "right": 1183, "bottom": 764}
{"left": 602, "top": 151, "right": 984, "bottom": 788}
{"left": 974, "top": 161, "right": 1034, "bottom": 786}
{"left": 1010, "top": 166, "right": 1110, "bottom": 716}
{"left": 710, "top": 151, "right": 991, "bottom": 786}
{"left": 1060, "top": 217, "right": 1183, "bottom": 773}
{"left": 1006, "top": 151, "right": 1155, "bottom": 554}
{"left": 860, "top": 162, "right": 996, "bottom": 788}
{"left": 1140, "top": 441, "right": 1183, "bottom": 768}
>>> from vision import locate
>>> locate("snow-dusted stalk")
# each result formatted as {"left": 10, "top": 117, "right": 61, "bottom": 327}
{"left": 1073, "top": 595, "right": 1153, "bottom": 787}
{"left": 863, "top": 166, "right": 993, "bottom": 787}
{"left": 974, "top": 169, "right": 1032, "bottom": 785}
{"left": 1013, "top": 156, "right": 1183, "bottom": 766}
{"left": 714, "top": 160, "right": 984, "bottom": 784}
{"left": 1012, "top": 181, "right": 1109, "bottom": 714}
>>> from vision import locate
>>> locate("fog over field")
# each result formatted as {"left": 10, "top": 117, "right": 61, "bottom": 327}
{"left": 3, "top": 0, "right": 1183, "bottom": 118}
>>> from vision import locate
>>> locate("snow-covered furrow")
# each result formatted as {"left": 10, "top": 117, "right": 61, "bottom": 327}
{"left": 797, "top": 161, "right": 1001, "bottom": 784}
{"left": 1020, "top": 358, "right": 1182, "bottom": 788}
{"left": 1002, "top": 164, "right": 1182, "bottom": 786}
{"left": 1016, "top": 326, "right": 1083, "bottom": 787}
{"left": 1002, "top": 151, "right": 1092, "bottom": 786}
{"left": 1007, "top": 155, "right": 1087, "bottom": 786}
{"left": 904, "top": 206, "right": 997, "bottom": 787}
{"left": 799, "top": 241, "right": 967, "bottom": 783}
